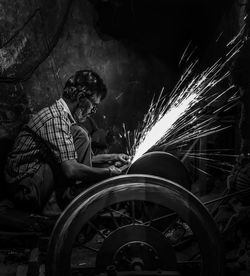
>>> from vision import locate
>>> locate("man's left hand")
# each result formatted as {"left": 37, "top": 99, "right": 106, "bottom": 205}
{"left": 115, "top": 154, "right": 131, "bottom": 164}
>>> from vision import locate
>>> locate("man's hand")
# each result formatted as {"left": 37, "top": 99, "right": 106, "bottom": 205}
{"left": 114, "top": 154, "right": 131, "bottom": 167}
{"left": 117, "top": 153, "right": 131, "bottom": 163}
{"left": 108, "top": 165, "right": 122, "bottom": 176}
{"left": 92, "top": 153, "right": 131, "bottom": 165}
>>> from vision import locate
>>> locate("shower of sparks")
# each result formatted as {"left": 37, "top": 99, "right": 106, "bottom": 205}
{"left": 127, "top": 33, "right": 245, "bottom": 164}
{"left": 179, "top": 149, "right": 237, "bottom": 175}
{"left": 216, "top": 32, "right": 223, "bottom": 43}
{"left": 179, "top": 41, "right": 192, "bottom": 66}
{"left": 179, "top": 41, "right": 197, "bottom": 66}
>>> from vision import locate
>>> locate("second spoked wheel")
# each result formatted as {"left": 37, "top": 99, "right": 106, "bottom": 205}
{"left": 46, "top": 174, "right": 223, "bottom": 276}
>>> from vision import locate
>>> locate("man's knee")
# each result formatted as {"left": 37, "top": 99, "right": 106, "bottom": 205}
{"left": 11, "top": 163, "right": 55, "bottom": 213}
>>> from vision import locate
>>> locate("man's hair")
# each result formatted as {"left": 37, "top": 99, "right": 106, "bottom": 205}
{"left": 63, "top": 70, "right": 107, "bottom": 102}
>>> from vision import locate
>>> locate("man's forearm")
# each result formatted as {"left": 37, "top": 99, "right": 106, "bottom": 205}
{"left": 61, "top": 159, "right": 110, "bottom": 181}
{"left": 75, "top": 162, "right": 110, "bottom": 179}
{"left": 92, "top": 153, "right": 116, "bottom": 164}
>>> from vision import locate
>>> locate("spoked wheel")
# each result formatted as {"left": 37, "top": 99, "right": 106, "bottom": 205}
{"left": 46, "top": 175, "right": 223, "bottom": 276}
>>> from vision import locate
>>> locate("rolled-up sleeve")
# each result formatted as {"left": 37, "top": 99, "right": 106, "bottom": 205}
{"left": 39, "top": 117, "right": 78, "bottom": 163}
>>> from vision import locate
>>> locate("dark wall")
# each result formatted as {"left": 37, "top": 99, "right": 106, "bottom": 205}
{"left": 0, "top": 0, "right": 240, "bottom": 144}
{"left": 0, "top": 0, "right": 173, "bottom": 141}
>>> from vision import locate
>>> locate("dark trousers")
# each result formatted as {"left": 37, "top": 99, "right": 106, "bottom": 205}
{"left": 12, "top": 125, "right": 91, "bottom": 213}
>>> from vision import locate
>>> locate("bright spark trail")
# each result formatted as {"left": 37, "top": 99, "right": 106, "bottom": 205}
{"left": 132, "top": 93, "right": 197, "bottom": 163}
{"left": 179, "top": 149, "right": 237, "bottom": 174}
{"left": 129, "top": 33, "right": 245, "bottom": 164}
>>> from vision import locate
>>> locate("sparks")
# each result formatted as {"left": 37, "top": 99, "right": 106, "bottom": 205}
{"left": 129, "top": 34, "right": 245, "bottom": 164}
{"left": 132, "top": 93, "right": 197, "bottom": 163}
{"left": 180, "top": 149, "right": 237, "bottom": 175}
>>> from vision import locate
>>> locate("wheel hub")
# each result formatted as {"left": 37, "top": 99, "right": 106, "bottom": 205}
{"left": 96, "top": 224, "right": 177, "bottom": 271}
{"left": 114, "top": 241, "right": 159, "bottom": 271}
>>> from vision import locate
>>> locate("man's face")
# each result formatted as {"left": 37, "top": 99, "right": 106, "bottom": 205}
{"left": 74, "top": 93, "right": 101, "bottom": 123}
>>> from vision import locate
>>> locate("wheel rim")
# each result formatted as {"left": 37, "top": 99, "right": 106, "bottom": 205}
{"left": 46, "top": 175, "right": 223, "bottom": 276}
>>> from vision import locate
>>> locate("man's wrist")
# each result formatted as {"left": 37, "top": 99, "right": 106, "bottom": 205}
{"left": 107, "top": 167, "right": 112, "bottom": 177}
{"left": 108, "top": 165, "right": 119, "bottom": 176}
{"left": 110, "top": 153, "right": 118, "bottom": 161}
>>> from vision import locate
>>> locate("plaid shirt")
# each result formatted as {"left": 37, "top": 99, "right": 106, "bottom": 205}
{"left": 5, "top": 98, "right": 78, "bottom": 184}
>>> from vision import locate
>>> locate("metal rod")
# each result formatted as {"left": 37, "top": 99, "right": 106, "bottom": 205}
{"left": 204, "top": 187, "right": 250, "bottom": 206}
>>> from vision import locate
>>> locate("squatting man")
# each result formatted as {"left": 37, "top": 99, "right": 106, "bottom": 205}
{"left": 4, "top": 70, "right": 130, "bottom": 212}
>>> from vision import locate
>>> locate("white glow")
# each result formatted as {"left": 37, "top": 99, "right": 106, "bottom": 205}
{"left": 129, "top": 34, "right": 244, "bottom": 164}
{"left": 132, "top": 93, "right": 197, "bottom": 163}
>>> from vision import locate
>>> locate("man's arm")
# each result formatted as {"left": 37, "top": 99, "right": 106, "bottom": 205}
{"left": 92, "top": 153, "right": 117, "bottom": 164}
{"left": 61, "top": 159, "right": 121, "bottom": 182}
{"left": 92, "top": 153, "right": 130, "bottom": 164}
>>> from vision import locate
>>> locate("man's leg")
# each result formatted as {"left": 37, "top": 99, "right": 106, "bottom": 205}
{"left": 56, "top": 125, "right": 92, "bottom": 209}
{"left": 12, "top": 163, "right": 54, "bottom": 213}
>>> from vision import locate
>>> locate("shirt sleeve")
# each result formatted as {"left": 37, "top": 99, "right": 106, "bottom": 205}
{"left": 39, "top": 117, "right": 78, "bottom": 163}
{"left": 71, "top": 125, "right": 92, "bottom": 166}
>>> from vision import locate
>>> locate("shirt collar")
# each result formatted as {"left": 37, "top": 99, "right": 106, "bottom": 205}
{"left": 57, "top": 98, "right": 76, "bottom": 124}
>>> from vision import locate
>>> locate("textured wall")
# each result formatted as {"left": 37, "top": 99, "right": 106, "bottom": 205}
{"left": 0, "top": 0, "right": 241, "bottom": 146}
{"left": 0, "top": 0, "right": 171, "bottom": 142}
{"left": 0, "top": 0, "right": 71, "bottom": 80}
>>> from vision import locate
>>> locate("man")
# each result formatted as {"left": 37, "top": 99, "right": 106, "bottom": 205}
{"left": 4, "top": 70, "right": 130, "bottom": 212}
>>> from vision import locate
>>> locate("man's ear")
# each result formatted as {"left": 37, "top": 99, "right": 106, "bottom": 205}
{"left": 76, "top": 92, "right": 86, "bottom": 103}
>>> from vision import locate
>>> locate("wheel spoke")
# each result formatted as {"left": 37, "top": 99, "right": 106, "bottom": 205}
{"left": 105, "top": 208, "right": 120, "bottom": 228}
{"left": 143, "top": 211, "right": 177, "bottom": 225}
{"left": 107, "top": 207, "right": 142, "bottom": 224}
{"left": 189, "top": 252, "right": 201, "bottom": 261}
{"left": 88, "top": 221, "right": 106, "bottom": 239}
{"left": 81, "top": 245, "right": 99, "bottom": 253}
{"left": 141, "top": 201, "right": 152, "bottom": 224}
{"left": 162, "top": 216, "right": 179, "bottom": 235}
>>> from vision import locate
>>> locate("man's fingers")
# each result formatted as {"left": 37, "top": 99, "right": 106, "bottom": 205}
{"left": 109, "top": 165, "right": 122, "bottom": 176}
{"left": 114, "top": 161, "right": 122, "bottom": 167}
{"left": 119, "top": 163, "right": 130, "bottom": 172}
{"left": 118, "top": 154, "right": 131, "bottom": 163}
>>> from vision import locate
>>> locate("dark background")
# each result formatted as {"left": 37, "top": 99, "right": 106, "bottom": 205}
{"left": 0, "top": 0, "right": 240, "bottom": 150}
